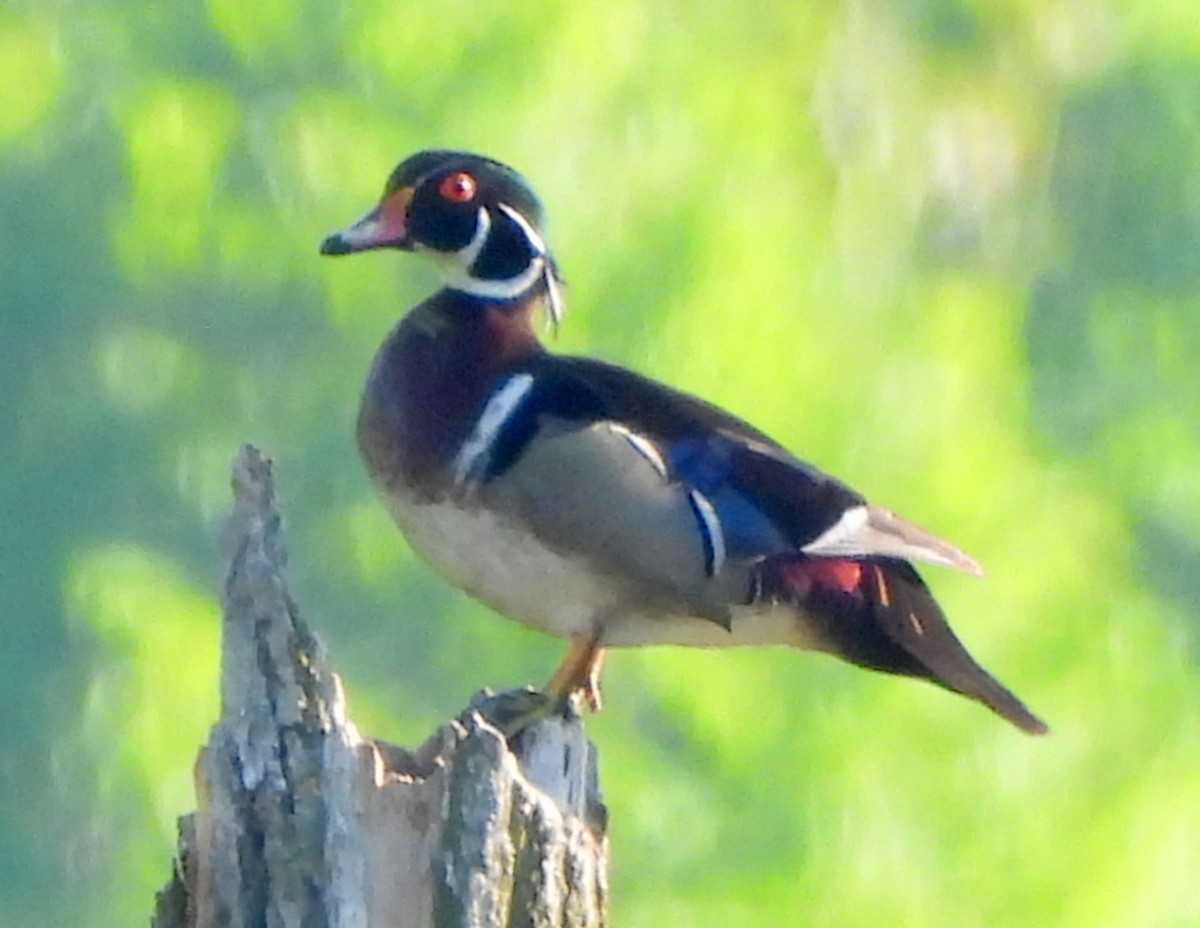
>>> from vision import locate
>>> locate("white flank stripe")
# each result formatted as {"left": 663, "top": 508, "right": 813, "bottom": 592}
{"left": 687, "top": 488, "right": 726, "bottom": 577}
{"left": 607, "top": 424, "right": 669, "bottom": 479}
{"left": 453, "top": 373, "right": 536, "bottom": 486}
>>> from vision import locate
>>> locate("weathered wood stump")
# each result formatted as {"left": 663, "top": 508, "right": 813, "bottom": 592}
{"left": 152, "top": 445, "right": 608, "bottom": 928}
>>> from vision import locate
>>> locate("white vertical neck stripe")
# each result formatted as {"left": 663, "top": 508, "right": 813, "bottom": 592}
{"left": 452, "top": 373, "right": 536, "bottom": 487}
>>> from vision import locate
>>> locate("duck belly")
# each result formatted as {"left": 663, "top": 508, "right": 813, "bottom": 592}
{"left": 382, "top": 493, "right": 816, "bottom": 651}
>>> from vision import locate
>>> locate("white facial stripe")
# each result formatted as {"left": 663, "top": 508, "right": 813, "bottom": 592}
{"left": 495, "top": 204, "right": 564, "bottom": 324}
{"left": 453, "top": 373, "right": 536, "bottom": 487}
{"left": 457, "top": 206, "right": 491, "bottom": 266}
{"left": 687, "top": 488, "right": 726, "bottom": 577}
{"left": 424, "top": 201, "right": 562, "bottom": 310}
{"left": 422, "top": 206, "right": 492, "bottom": 287}
{"left": 494, "top": 203, "right": 564, "bottom": 320}
{"left": 452, "top": 257, "right": 547, "bottom": 301}
{"left": 496, "top": 202, "right": 548, "bottom": 257}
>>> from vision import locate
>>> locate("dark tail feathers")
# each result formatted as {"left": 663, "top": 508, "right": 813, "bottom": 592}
{"left": 757, "top": 556, "right": 1048, "bottom": 735}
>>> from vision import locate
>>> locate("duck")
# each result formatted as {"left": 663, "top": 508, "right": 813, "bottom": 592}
{"left": 320, "top": 149, "right": 1047, "bottom": 736}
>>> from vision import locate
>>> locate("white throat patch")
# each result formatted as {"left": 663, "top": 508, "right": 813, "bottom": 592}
{"left": 422, "top": 203, "right": 563, "bottom": 322}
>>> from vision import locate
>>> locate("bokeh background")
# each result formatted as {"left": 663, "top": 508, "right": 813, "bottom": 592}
{"left": 3, "top": 1, "right": 1199, "bottom": 925}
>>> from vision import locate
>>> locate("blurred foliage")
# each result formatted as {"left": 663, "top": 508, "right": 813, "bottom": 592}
{"left": 1, "top": 1, "right": 1198, "bottom": 925}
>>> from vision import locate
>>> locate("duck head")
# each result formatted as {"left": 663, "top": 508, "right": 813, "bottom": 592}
{"left": 321, "top": 149, "right": 564, "bottom": 323}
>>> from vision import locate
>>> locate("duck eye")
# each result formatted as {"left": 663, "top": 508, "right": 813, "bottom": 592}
{"left": 438, "top": 171, "right": 477, "bottom": 203}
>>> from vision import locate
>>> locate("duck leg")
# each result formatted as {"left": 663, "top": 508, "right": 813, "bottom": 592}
{"left": 544, "top": 634, "right": 607, "bottom": 711}
{"left": 476, "top": 632, "right": 607, "bottom": 737}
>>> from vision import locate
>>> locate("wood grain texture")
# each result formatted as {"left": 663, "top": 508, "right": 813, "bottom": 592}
{"left": 152, "top": 445, "right": 608, "bottom": 928}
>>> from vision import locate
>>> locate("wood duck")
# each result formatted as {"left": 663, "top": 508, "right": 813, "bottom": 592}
{"left": 320, "top": 150, "right": 1047, "bottom": 736}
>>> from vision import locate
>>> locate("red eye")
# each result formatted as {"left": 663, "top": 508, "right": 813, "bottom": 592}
{"left": 438, "top": 171, "right": 476, "bottom": 203}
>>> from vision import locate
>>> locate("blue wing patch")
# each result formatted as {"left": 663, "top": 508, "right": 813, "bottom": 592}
{"left": 667, "top": 435, "right": 791, "bottom": 562}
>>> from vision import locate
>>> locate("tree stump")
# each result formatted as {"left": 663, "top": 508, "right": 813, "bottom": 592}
{"left": 152, "top": 445, "right": 609, "bottom": 928}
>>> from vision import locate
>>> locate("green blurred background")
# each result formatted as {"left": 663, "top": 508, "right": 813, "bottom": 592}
{"left": 3, "top": 1, "right": 1199, "bottom": 925}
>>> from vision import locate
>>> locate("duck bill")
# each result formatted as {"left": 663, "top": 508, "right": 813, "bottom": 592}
{"left": 320, "top": 188, "right": 412, "bottom": 256}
